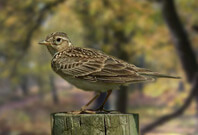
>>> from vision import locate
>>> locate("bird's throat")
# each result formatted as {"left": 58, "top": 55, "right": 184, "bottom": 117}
{"left": 47, "top": 46, "right": 57, "bottom": 56}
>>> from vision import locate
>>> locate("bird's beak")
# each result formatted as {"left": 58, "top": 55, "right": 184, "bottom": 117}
{"left": 38, "top": 40, "right": 50, "bottom": 46}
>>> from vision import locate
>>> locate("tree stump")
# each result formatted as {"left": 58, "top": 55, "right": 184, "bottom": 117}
{"left": 51, "top": 113, "right": 139, "bottom": 135}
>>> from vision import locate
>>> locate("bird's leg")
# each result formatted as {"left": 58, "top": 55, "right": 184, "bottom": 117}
{"left": 96, "top": 90, "right": 112, "bottom": 111}
{"left": 80, "top": 92, "right": 101, "bottom": 112}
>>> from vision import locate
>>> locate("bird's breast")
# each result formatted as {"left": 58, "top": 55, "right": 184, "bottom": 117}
{"left": 54, "top": 71, "right": 119, "bottom": 92}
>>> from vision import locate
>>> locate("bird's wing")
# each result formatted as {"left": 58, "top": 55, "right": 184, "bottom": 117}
{"left": 90, "top": 57, "right": 154, "bottom": 83}
{"left": 134, "top": 67, "right": 180, "bottom": 79}
{"left": 51, "top": 47, "right": 106, "bottom": 77}
{"left": 51, "top": 47, "right": 154, "bottom": 84}
{"left": 52, "top": 53, "right": 105, "bottom": 77}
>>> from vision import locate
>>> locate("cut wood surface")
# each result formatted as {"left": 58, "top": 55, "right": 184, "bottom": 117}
{"left": 51, "top": 113, "right": 139, "bottom": 135}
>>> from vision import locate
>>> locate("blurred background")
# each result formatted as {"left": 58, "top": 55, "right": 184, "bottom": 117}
{"left": 0, "top": 0, "right": 198, "bottom": 135}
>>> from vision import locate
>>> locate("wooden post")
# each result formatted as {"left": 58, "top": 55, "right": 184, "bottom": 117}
{"left": 51, "top": 113, "right": 139, "bottom": 135}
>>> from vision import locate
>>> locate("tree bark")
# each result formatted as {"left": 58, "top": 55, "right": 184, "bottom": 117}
{"left": 51, "top": 113, "right": 139, "bottom": 135}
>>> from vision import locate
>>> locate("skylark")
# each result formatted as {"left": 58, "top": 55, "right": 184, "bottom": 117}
{"left": 39, "top": 32, "right": 180, "bottom": 113}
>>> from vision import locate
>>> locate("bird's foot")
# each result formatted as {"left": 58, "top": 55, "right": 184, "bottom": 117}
{"left": 80, "top": 109, "right": 96, "bottom": 114}
{"left": 67, "top": 106, "right": 120, "bottom": 114}
{"left": 67, "top": 109, "right": 96, "bottom": 114}
{"left": 95, "top": 106, "right": 121, "bottom": 114}
{"left": 67, "top": 106, "right": 97, "bottom": 114}
{"left": 94, "top": 106, "right": 113, "bottom": 113}
{"left": 95, "top": 106, "right": 109, "bottom": 112}
{"left": 67, "top": 109, "right": 120, "bottom": 114}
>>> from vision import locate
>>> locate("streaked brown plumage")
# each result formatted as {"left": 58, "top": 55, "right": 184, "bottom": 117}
{"left": 39, "top": 32, "right": 180, "bottom": 113}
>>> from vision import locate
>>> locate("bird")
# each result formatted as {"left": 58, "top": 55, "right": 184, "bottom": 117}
{"left": 39, "top": 32, "right": 180, "bottom": 113}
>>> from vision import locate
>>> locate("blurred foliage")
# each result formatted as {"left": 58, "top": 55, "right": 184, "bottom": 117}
{"left": 1, "top": 0, "right": 196, "bottom": 94}
{"left": 0, "top": 0, "right": 66, "bottom": 92}
{"left": 0, "top": 0, "right": 198, "bottom": 134}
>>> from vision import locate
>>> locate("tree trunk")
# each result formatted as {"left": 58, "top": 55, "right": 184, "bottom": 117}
{"left": 37, "top": 77, "right": 44, "bottom": 100}
{"left": 141, "top": 74, "right": 198, "bottom": 134}
{"left": 161, "top": 0, "right": 198, "bottom": 82}
{"left": 21, "top": 75, "right": 29, "bottom": 96}
{"left": 94, "top": 92, "right": 110, "bottom": 110}
{"left": 50, "top": 75, "right": 59, "bottom": 104}
{"left": 160, "top": 0, "right": 198, "bottom": 118}
{"left": 116, "top": 86, "right": 128, "bottom": 113}
{"left": 51, "top": 113, "right": 139, "bottom": 135}
{"left": 141, "top": 0, "right": 198, "bottom": 134}
{"left": 113, "top": 30, "right": 131, "bottom": 113}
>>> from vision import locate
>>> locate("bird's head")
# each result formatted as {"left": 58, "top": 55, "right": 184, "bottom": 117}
{"left": 39, "top": 32, "right": 72, "bottom": 55}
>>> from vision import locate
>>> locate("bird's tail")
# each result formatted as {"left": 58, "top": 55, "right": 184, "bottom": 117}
{"left": 137, "top": 68, "right": 181, "bottom": 79}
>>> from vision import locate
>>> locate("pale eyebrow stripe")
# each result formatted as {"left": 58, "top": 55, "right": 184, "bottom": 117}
{"left": 46, "top": 37, "right": 53, "bottom": 41}
{"left": 61, "top": 37, "right": 69, "bottom": 40}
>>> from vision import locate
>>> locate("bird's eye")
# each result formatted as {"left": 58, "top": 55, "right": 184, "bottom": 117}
{"left": 56, "top": 38, "right": 61, "bottom": 42}
{"left": 55, "top": 38, "right": 62, "bottom": 45}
